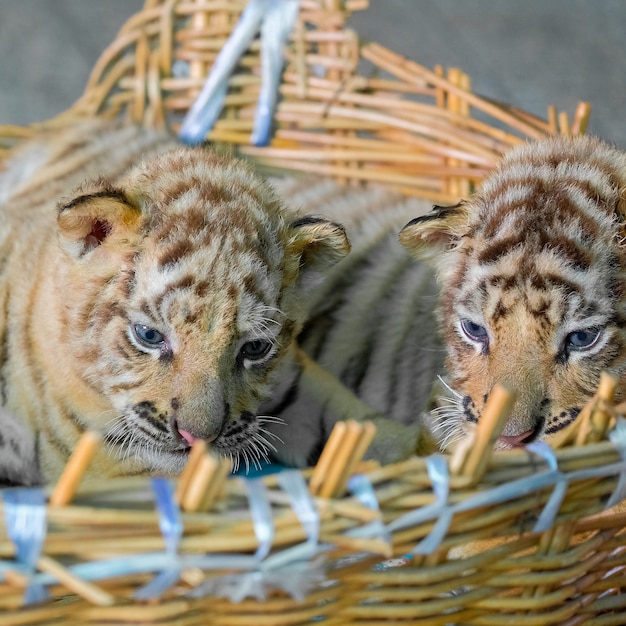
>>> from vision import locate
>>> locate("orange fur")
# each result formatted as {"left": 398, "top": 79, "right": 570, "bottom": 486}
{"left": 401, "top": 135, "right": 626, "bottom": 453}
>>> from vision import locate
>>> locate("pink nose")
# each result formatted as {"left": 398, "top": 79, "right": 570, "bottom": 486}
{"left": 178, "top": 428, "right": 199, "bottom": 446}
{"left": 498, "top": 430, "right": 534, "bottom": 447}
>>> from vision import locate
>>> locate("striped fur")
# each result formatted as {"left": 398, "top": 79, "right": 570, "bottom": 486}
{"left": 265, "top": 178, "right": 444, "bottom": 466}
{"left": 0, "top": 120, "right": 350, "bottom": 482}
{"left": 400, "top": 135, "right": 626, "bottom": 452}
{"left": 0, "top": 120, "right": 443, "bottom": 483}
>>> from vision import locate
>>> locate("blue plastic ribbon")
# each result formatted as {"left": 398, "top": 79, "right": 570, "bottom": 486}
{"left": 384, "top": 439, "right": 626, "bottom": 555}
{"left": 526, "top": 441, "right": 567, "bottom": 532}
{"left": 413, "top": 455, "right": 453, "bottom": 555}
{"left": 251, "top": 0, "right": 300, "bottom": 146}
{"left": 345, "top": 474, "right": 391, "bottom": 547}
{"left": 260, "top": 470, "right": 321, "bottom": 571}
{"left": 386, "top": 453, "right": 568, "bottom": 554}
{"left": 277, "top": 470, "right": 319, "bottom": 546}
{"left": 178, "top": 0, "right": 298, "bottom": 146}
{"left": 2, "top": 488, "right": 49, "bottom": 605}
{"left": 246, "top": 477, "right": 275, "bottom": 561}
{"left": 189, "top": 477, "right": 275, "bottom": 603}
{"left": 134, "top": 478, "right": 183, "bottom": 600}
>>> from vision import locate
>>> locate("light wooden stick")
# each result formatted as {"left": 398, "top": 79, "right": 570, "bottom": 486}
{"left": 434, "top": 65, "right": 445, "bottom": 108}
{"left": 547, "top": 104, "right": 558, "bottom": 134}
{"left": 576, "top": 372, "right": 617, "bottom": 445}
{"left": 174, "top": 439, "right": 207, "bottom": 504}
{"left": 198, "top": 457, "right": 231, "bottom": 512}
{"left": 446, "top": 67, "right": 461, "bottom": 199}
{"left": 318, "top": 430, "right": 360, "bottom": 498}
{"left": 459, "top": 71, "right": 472, "bottom": 197}
{"left": 331, "top": 422, "right": 377, "bottom": 499}
{"left": 558, "top": 111, "right": 571, "bottom": 135}
{"left": 309, "top": 421, "right": 348, "bottom": 497}
{"left": 310, "top": 420, "right": 377, "bottom": 498}
{"left": 49, "top": 431, "right": 102, "bottom": 507}
{"left": 454, "top": 385, "right": 516, "bottom": 482}
{"left": 37, "top": 555, "right": 115, "bottom": 606}
{"left": 571, "top": 101, "right": 592, "bottom": 135}
{"left": 181, "top": 452, "right": 231, "bottom": 513}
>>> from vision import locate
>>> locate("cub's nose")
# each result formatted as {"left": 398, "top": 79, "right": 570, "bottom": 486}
{"left": 170, "top": 416, "right": 219, "bottom": 447}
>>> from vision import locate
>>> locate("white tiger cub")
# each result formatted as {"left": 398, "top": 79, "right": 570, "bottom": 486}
{"left": 0, "top": 120, "right": 442, "bottom": 484}
{"left": 265, "top": 178, "right": 444, "bottom": 466}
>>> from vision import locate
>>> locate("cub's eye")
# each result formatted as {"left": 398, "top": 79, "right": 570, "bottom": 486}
{"left": 460, "top": 319, "right": 488, "bottom": 344}
{"left": 566, "top": 328, "right": 602, "bottom": 351}
{"left": 240, "top": 339, "right": 273, "bottom": 362}
{"left": 133, "top": 324, "right": 165, "bottom": 348}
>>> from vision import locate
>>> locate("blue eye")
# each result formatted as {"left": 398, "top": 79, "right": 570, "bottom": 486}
{"left": 133, "top": 324, "right": 165, "bottom": 348}
{"left": 460, "top": 319, "right": 488, "bottom": 343}
{"left": 566, "top": 328, "right": 601, "bottom": 351}
{"left": 240, "top": 339, "right": 273, "bottom": 362}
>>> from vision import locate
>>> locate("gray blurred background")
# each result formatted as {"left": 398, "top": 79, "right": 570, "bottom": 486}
{"left": 1, "top": 1, "right": 625, "bottom": 147}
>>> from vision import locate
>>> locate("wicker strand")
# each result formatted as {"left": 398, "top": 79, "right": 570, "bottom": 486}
{"left": 452, "top": 385, "right": 516, "bottom": 483}
{"left": 49, "top": 431, "right": 102, "bottom": 507}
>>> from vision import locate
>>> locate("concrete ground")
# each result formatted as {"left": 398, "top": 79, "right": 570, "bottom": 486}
{"left": 1, "top": 1, "right": 625, "bottom": 147}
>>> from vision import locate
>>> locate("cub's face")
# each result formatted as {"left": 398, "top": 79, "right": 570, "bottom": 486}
{"left": 56, "top": 148, "right": 349, "bottom": 474}
{"left": 400, "top": 136, "right": 626, "bottom": 452}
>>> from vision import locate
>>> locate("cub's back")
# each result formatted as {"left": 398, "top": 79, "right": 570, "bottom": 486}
{"left": 265, "top": 177, "right": 444, "bottom": 466}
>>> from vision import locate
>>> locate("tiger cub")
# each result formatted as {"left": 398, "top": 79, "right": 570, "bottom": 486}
{"left": 0, "top": 119, "right": 352, "bottom": 483}
{"left": 399, "top": 134, "right": 626, "bottom": 452}
{"left": 264, "top": 178, "right": 444, "bottom": 467}
{"left": 0, "top": 120, "right": 441, "bottom": 484}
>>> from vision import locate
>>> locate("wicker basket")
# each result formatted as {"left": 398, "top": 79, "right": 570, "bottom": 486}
{"left": 2, "top": 2, "right": 624, "bottom": 625}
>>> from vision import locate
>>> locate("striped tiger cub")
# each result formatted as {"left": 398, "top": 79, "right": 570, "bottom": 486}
{"left": 400, "top": 135, "right": 626, "bottom": 452}
{"left": 264, "top": 178, "right": 444, "bottom": 467}
{"left": 0, "top": 119, "right": 442, "bottom": 484}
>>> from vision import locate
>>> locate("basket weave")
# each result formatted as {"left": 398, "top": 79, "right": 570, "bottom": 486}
{"left": 0, "top": 0, "right": 589, "bottom": 203}
{"left": 1, "top": 1, "right": 622, "bottom": 625}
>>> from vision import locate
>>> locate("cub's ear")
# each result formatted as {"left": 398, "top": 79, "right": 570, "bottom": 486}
{"left": 57, "top": 178, "right": 142, "bottom": 258}
{"left": 288, "top": 216, "right": 351, "bottom": 272}
{"left": 398, "top": 202, "right": 469, "bottom": 264}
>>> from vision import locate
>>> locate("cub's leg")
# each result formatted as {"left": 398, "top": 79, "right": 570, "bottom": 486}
{"left": 267, "top": 347, "right": 437, "bottom": 468}
{"left": 0, "top": 406, "right": 41, "bottom": 486}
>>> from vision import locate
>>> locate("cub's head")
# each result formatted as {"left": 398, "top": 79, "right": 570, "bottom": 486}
{"left": 400, "top": 135, "right": 626, "bottom": 451}
{"left": 56, "top": 147, "right": 349, "bottom": 474}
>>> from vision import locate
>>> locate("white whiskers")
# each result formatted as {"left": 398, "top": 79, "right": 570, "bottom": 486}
{"left": 102, "top": 410, "right": 164, "bottom": 465}
{"left": 429, "top": 376, "right": 466, "bottom": 451}
{"left": 248, "top": 305, "right": 285, "bottom": 341}
{"left": 225, "top": 415, "right": 285, "bottom": 474}
{"left": 102, "top": 408, "right": 287, "bottom": 476}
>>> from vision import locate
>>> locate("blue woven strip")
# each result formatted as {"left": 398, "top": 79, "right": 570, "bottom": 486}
{"left": 133, "top": 478, "right": 183, "bottom": 600}
{"left": 2, "top": 488, "right": 49, "bottom": 604}
{"left": 179, "top": 0, "right": 297, "bottom": 146}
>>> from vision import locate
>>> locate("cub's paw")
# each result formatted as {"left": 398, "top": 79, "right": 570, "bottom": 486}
{"left": 365, "top": 417, "right": 438, "bottom": 465}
